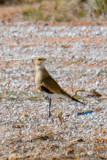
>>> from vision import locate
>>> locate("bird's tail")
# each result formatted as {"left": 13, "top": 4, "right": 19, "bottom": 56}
{"left": 62, "top": 91, "right": 85, "bottom": 105}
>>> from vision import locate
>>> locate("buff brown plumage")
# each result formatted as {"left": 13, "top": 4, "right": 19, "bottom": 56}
{"left": 35, "top": 57, "right": 84, "bottom": 117}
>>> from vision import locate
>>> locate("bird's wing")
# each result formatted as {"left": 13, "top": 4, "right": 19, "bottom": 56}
{"left": 41, "top": 75, "right": 63, "bottom": 94}
{"left": 40, "top": 74, "right": 85, "bottom": 104}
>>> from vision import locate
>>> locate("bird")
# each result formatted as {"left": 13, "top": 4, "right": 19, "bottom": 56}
{"left": 35, "top": 57, "right": 85, "bottom": 117}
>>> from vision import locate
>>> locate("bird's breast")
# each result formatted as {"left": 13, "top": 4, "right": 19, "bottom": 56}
{"left": 35, "top": 71, "right": 42, "bottom": 83}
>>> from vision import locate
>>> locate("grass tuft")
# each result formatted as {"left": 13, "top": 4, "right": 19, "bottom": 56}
{"left": 76, "top": 10, "right": 87, "bottom": 18}
{"left": 94, "top": 0, "right": 107, "bottom": 16}
{"left": 0, "top": 93, "right": 3, "bottom": 100}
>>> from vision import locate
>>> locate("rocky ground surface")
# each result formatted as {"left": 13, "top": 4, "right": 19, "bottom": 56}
{"left": 0, "top": 21, "right": 107, "bottom": 159}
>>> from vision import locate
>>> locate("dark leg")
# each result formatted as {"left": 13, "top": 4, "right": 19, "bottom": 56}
{"left": 49, "top": 97, "right": 52, "bottom": 117}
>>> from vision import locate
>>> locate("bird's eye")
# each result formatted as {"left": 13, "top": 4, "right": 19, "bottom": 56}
{"left": 38, "top": 58, "right": 41, "bottom": 61}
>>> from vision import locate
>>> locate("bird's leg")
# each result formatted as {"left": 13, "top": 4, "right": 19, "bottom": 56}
{"left": 48, "top": 97, "right": 52, "bottom": 117}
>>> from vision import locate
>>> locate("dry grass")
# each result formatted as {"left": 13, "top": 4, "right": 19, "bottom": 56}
{"left": 0, "top": 0, "right": 107, "bottom": 23}
{"left": 22, "top": 0, "right": 88, "bottom": 22}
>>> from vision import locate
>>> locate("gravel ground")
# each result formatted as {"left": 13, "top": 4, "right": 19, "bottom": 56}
{"left": 0, "top": 21, "right": 107, "bottom": 160}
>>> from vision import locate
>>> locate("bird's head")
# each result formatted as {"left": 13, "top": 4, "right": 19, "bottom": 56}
{"left": 35, "top": 57, "right": 47, "bottom": 66}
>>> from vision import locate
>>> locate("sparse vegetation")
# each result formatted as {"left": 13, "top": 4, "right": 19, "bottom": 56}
{"left": 0, "top": 92, "right": 3, "bottom": 100}
{"left": 22, "top": 0, "right": 87, "bottom": 22}
{"left": 97, "top": 69, "right": 107, "bottom": 76}
{"left": 1, "top": 0, "right": 106, "bottom": 22}
{"left": 94, "top": 0, "right": 107, "bottom": 16}
{"left": 21, "top": 0, "right": 107, "bottom": 22}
